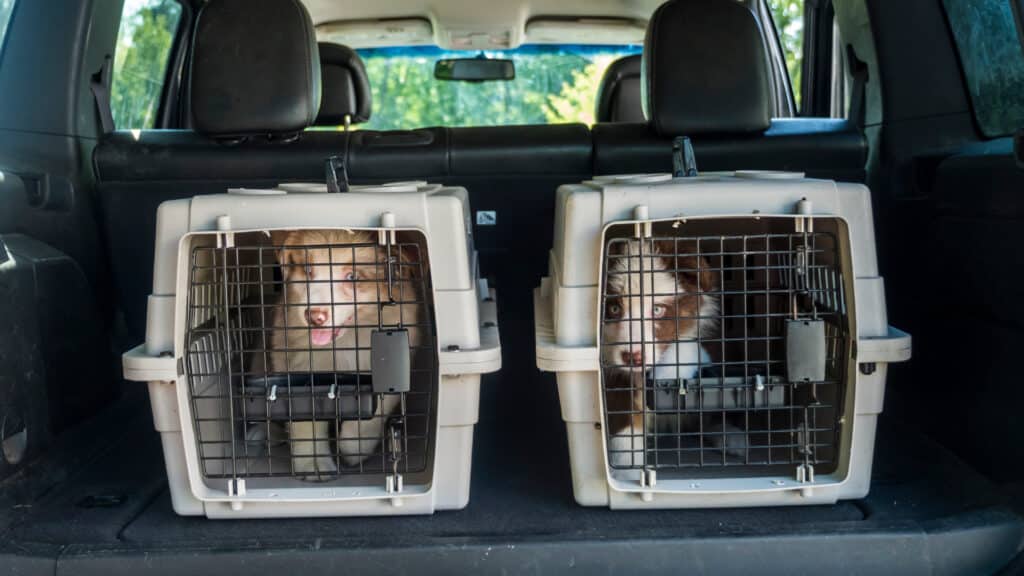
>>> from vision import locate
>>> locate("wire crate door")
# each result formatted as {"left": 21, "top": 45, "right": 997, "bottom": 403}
{"left": 183, "top": 229, "right": 438, "bottom": 493}
{"left": 598, "top": 217, "right": 851, "bottom": 483}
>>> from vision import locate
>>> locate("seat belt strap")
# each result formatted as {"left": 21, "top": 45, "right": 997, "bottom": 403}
{"left": 91, "top": 55, "right": 115, "bottom": 134}
{"left": 845, "top": 45, "right": 868, "bottom": 130}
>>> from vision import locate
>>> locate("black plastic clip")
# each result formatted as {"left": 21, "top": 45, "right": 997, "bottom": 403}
{"left": 326, "top": 155, "right": 349, "bottom": 193}
{"left": 672, "top": 136, "right": 698, "bottom": 177}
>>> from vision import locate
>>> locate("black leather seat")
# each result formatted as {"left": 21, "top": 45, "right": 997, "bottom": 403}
{"left": 595, "top": 55, "right": 643, "bottom": 123}
{"left": 593, "top": 0, "right": 866, "bottom": 178}
{"left": 316, "top": 42, "right": 372, "bottom": 127}
{"left": 189, "top": 0, "right": 320, "bottom": 139}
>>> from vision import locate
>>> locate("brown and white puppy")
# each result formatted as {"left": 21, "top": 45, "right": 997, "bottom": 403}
{"left": 601, "top": 239, "right": 741, "bottom": 467}
{"left": 261, "top": 229, "right": 422, "bottom": 478}
{"left": 601, "top": 239, "right": 718, "bottom": 376}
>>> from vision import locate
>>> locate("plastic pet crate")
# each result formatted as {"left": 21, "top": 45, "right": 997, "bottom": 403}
{"left": 535, "top": 171, "right": 910, "bottom": 509}
{"left": 124, "top": 181, "right": 500, "bottom": 518}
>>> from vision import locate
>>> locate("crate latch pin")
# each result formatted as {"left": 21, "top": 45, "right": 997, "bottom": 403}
{"left": 378, "top": 212, "right": 398, "bottom": 246}
{"left": 795, "top": 412, "right": 815, "bottom": 486}
{"left": 633, "top": 205, "right": 651, "bottom": 238}
{"left": 228, "top": 478, "right": 246, "bottom": 511}
{"left": 215, "top": 215, "right": 234, "bottom": 248}
{"left": 385, "top": 418, "right": 404, "bottom": 498}
{"left": 640, "top": 467, "right": 657, "bottom": 502}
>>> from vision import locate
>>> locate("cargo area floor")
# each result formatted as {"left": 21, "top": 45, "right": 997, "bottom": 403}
{"left": 1, "top": 299, "right": 1023, "bottom": 574}
{"left": 1, "top": 385, "right": 1021, "bottom": 575}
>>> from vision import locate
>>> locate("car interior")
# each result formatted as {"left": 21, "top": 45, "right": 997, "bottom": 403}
{"left": 1, "top": 0, "right": 1023, "bottom": 573}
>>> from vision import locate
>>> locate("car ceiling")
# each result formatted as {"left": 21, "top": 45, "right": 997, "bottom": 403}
{"left": 303, "top": 0, "right": 670, "bottom": 49}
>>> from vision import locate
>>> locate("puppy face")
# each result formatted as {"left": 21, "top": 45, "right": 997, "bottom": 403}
{"left": 601, "top": 239, "right": 718, "bottom": 372}
{"left": 272, "top": 229, "right": 396, "bottom": 347}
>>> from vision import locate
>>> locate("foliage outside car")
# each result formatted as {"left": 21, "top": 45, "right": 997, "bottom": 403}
{"left": 110, "top": 0, "right": 805, "bottom": 130}
{"left": 768, "top": 0, "right": 804, "bottom": 108}
{"left": 111, "top": 0, "right": 181, "bottom": 130}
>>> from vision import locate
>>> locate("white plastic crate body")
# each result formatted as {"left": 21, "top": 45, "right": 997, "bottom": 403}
{"left": 125, "top": 185, "right": 500, "bottom": 518}
{"left": 536, "top": 173, "right": 910, "bottom": 509}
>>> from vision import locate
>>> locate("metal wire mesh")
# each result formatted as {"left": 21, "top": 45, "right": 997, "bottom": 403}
{"left": 184, "top": 230, "right": 436, "bottom": 483}
{"left": 599, "top": 218, "right": 849, "bottom": 477}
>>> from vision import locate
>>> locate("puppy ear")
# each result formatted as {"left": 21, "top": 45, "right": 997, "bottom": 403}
{"left": 651, "top": 239, "right": 677, "bottom": 257}
{"left": 391, "top": 232, "right": 424, "bottom": 279}
{"left": 674, "top": 255, "right": 717, "bottom": 294}
{"left": 269, "top": 231, "right": 297, "bottom": 279}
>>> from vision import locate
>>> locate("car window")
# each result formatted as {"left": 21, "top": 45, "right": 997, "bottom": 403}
{"left": 766, "top": 0, "right": 804, "bottom": 110}
{"left": 830, "top": 17, "right": 850, "bottom": 119}
{"left": 110, "top": 0, "right": 182, "bottom": 129}
{"left": 0, "top": 0, "right": 16, "bottom": 58}
{"left": 943, "top": 0, "right": 1024, "bottom": 137}
{"left": 351, "top": 44, "right": 641, "bottom": 130}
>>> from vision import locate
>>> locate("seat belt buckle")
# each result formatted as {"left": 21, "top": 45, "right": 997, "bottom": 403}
{"left": 326, "top": 155, "right": 349, "bottom": 193}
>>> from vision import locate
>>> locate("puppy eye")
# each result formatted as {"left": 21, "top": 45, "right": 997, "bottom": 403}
{"left": 345, "top": 271, "right": 357, "bottom": 281}
{"left": 652, "top": 304, "right": 667, "bottom": 317}
{"left": 606, "top": 303, "right": 622, "bottom": 317}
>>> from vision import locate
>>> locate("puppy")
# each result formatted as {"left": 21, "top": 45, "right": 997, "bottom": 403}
{"left": 601, "top": 239, "right": 744, "bottom": 468}
{"left": 258, "top": 229, "right": 421, "bottom": 478}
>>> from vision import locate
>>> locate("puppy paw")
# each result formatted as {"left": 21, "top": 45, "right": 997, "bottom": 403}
{"left": 337, "top": 420, "right": 383, "bottom": 468}
{"left": 287, "top": 421, "right": 337, "bottom": 481}
{"left": 705, "top": 420, "right": 748, "bottom": 457}
{"left": 608, "top": 428, "right": 645, "bottom": 468}
{"left": 293, "top": 455, "right": 338, "bottom": 481}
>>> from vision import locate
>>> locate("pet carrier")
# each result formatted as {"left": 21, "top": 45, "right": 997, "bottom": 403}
{"left": 123, "top": 182, "right": 500, "bottom": 518}
{"left": 535, "top": 170, "right": 910, "bottom": 509}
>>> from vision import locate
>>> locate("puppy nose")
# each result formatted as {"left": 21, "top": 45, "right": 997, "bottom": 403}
{"left": 305, "top": 308, "right": 328, "bottom": 326}
{"left": 621, "top": 350, "right": 643, "bottom": 366}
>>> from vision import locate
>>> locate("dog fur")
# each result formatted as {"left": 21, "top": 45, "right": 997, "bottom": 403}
{"left": 601, "top": 239, "right": 745, "bottom": 467}
{"left": 255, "top": 229, "right": 422, "bottom": 478}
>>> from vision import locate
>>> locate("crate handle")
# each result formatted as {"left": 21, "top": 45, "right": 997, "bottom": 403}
{"left": 857, "top": 326, "right": 912, "bottom": 365}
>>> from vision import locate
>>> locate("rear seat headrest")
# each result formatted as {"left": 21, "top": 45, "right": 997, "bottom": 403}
{"left": 642, "top": 0, "right": 772, "bottom": 136}
{"left": 316, "top": 43, "right": 372, "bottom": 126}
{"left": 595, "top": 54, "right": 644, "bottom": 123}
{"left": 190, "top": 0, "right": 321, "bottom": 138}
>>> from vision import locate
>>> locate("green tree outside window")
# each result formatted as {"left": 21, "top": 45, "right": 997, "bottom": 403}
{"left": 767, "top": 0, "right": 804, "bottom": 110}
{"left": 111, "top": 0, "right": 181, "bottom": 130}
{"left": 354, "top": 47, "right": 637, "bottom": 131}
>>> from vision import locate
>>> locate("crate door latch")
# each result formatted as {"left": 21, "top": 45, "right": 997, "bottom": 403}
{"left": 371, "top": 330, "right": 411, "bottom": 394}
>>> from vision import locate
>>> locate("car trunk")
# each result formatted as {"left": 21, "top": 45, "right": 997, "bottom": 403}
{"left": 2, "top": 0, "right": 1024, "bottom": 572}
{"left": 1, "top": 274, "right": 1022, "bottom": 574}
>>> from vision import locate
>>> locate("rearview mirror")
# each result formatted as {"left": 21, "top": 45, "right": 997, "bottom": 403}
{"left": 434, "top": 57, "right": 515, "bottom": 82}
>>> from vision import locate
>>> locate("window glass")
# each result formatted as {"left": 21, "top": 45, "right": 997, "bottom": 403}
{"left": 111, "top": 0, "right": 182, "bottom": 129}
{"left": 943, "top": 0, "right": 1024, "bottom": 137}
{"left": 766, "top": 0, "right": 805, "bottom": 109}
{"left": 830, "top": 19, "right": 850, "bottom": 119}
{"left": 0, "top": 0, "right": 16, "bottom": 58}
{"left": 352, "top": 45, "right": 642, "bottom": 130}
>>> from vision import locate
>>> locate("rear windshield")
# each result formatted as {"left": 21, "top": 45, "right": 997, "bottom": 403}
{"left": 943, "top": 0, "right": 1024, "bottom": 137}
{"left": 351, "top": 44, "right": 641, "bottom": 131}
